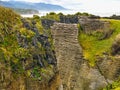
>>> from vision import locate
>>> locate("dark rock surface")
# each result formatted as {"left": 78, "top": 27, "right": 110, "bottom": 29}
{"left": 0, "top": 16, "right": 58, "bottom": 90}
{"left": 79, "top": 16, "right": 113, "bottom": 40}
{"left": 41, "top": 19, "right": 55, "bottom": 29}
{"left": 111, "top": 34, "right": 120, "bottom": 55}
{"left": 79, "top": 16, "right": 104, "bottom": 33}
{"left": 21, "top": 19, "right": 57, "bottom": 67}
{"left": 59, "top": 15, "right": 79, "bottom": 24}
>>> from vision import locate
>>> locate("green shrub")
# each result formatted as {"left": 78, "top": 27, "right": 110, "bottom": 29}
{"left": 41, "top": 12, "right": 60, "bottom": 21}
{"left": 103, "top": 79, "right": 120, "bottom": 90}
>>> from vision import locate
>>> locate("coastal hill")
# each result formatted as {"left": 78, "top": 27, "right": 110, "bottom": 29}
{"left": 0, "top": 1, "right": 67, "bottom": 11}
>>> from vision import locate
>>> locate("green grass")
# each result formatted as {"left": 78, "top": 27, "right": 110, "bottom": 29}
{"left": 78, "top": 19, "right": 120, "bottom": 66}
{"left": 0, "top": 7, "right": 54, "bottom": 76}
{"left": 41, "top": 12, "right": 60, "bottom": 21}
{"left": 103, "top": 79, "right": 120, "bottom": 90}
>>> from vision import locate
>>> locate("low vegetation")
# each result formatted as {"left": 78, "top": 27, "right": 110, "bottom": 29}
{"left": 103, "top": 79, "right": 120, "bottom": 90}
{"left": 1, "top": 6, "right": 120, "bottom": 89}
{"left": 78, "top": 19, "right": 120, "bottom": 66}
{"left": 41, "top": 12, "right": 60, "bottom": 21}
{"left": 0, "top": 6, "right": 55, "bottom": 81}
{"left": 41, "top": 12, "right": 94, "bottom": 22}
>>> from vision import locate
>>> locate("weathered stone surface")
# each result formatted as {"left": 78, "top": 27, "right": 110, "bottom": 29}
{"left": 0, "top": 64, "right": 60, "bottom": 90}
{"left": 59, "top": 15, "right": 79, "bottom": 24}
{"left": 79, "top": 16, "right": 113, "bottom": 40}
{"left": 51, "top": 23, "right": 83, "bottom": 90}
{"left": 41, "top": 19, "right": 55, "bottom": 29}
{"left": 79, "top": 16, "right": 104, "bottom": 33}
{"left": 0, "top": 17, "right": 58, "bottom": 90}
{"left": 51, "top": 23, "right": 108, "bottom": 90}
{"left": 111, "top": 34, "right": 120, "bottom": 55}
{"left": 97, "top": 56, "right": 120, "bottom": 80}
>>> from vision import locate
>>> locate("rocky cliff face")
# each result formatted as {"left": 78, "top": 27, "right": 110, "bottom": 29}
{"left": 0, "top": 6, "right": 59, "bottom": 90}
{"left": 51, "top": 23, "right": 83, "bottom": 90}
{"left": 1, "top": 6, "right": 120, "bottom": 90}
{"left": 51, "top": 23, "right": 111, "bottom": 90}
{"left": 79, "top": 16, "right": 114, "bottom": 40}
{"left": 59, "top": 15, "right": 79, "bottom": 24}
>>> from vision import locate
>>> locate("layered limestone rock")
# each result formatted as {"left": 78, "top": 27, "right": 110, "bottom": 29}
{"left": 51, "top": 23, "right": 83, "bottom": 90}
{"left": 79, "top": 16, "right": 113, "bottom": 40}
{"left": 1, "top": 6, "right": 120, "bottom": 90}
{"left": 97, "top": 55, "right": 120, "bottom": 81}
{"left": 111, "top": 34, "right": 120, "bottom": 55}
{"left": 51, "top": 23, "right": 108, "bottom": 90}
{"left": 79, "top": 16, "right": 105, "bottom": 33}
{"left": 59, "top": 15, "right": 79, "bottom": 23}
{"left": 79, "top": 16, "right": 120, "bottom": 82}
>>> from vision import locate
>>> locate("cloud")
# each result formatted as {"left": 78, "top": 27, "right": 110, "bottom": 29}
{"left": 2, "top": 0, "right": 120, "bottom": 15}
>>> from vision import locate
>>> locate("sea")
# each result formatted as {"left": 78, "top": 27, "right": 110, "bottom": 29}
{"left": 21, "top": 10, "right": 120, "bottom": 18}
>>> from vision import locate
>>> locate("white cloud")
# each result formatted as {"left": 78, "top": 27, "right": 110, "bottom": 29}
{"left": 2, "top": 0, "right": 120, "bottom": 16}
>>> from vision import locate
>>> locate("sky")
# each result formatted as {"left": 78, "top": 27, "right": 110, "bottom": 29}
{"left": 2, "top": 0, "right": 120, "bottom": 16}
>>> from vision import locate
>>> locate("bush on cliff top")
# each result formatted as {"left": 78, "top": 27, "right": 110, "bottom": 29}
{"left": 41, "top": 12, "right": 60, "bottom": 21}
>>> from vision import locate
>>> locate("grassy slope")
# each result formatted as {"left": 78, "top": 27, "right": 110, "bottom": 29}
{"left": 41, "top": 12, "right": 60, "bottom": 21}
{"left": 78, "top": 19, "right": 120, "bottom": 66}
{"left": 78, "top": 19, "right": 120, "bottom": 89}
{"left": 0, "top": 6, "right": 54, "bottom": 81}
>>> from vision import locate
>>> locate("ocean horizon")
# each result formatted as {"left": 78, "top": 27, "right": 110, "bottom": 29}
{"left": 21, "top": 10, "right": 120, "bottom": 17}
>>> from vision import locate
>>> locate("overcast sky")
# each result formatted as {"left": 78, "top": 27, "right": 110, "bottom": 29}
{"left": 2, "top": 0, "right": 120, "bottom": 16}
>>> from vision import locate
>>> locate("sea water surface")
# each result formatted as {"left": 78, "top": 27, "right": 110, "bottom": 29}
{"left": 21, "top": 10, "right": 120, "bottom": 17}
{"left": 21, "top": 10, "right": 79, "bottom": 17}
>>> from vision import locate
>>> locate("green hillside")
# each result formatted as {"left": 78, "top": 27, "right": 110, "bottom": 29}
{"left": 0, "top": 6, "right": 56, "bottom": 82}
